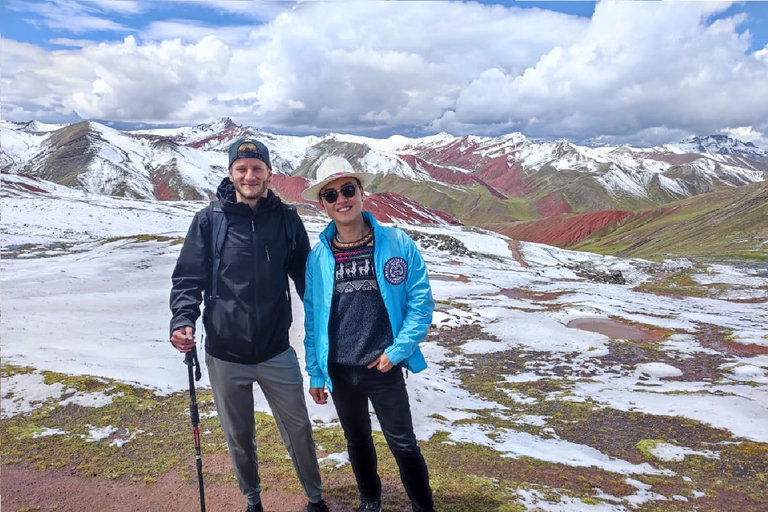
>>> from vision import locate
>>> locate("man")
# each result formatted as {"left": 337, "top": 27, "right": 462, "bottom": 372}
{"left": 301, "top": 156, "right": 436, "bottom": 512}
{"left": 169, "top": 139, "right": 329, "bottom": 512}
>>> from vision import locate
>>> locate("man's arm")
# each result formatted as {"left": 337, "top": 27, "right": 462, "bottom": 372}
{"left": 383, "top": 233, "right": 434, "bottom": 365}
{"left": 303, "top": 250, "right": 327, "bottom": 394}
{"left": 288, "top": 212, "right": 311, "bottom": 301}
{"left": 169, "top": 210, "right": 211, "bottom": 340}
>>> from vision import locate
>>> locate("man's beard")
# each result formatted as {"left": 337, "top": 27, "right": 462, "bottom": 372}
{"left": 235, "top": 178, "right": 269, "bottom": 201}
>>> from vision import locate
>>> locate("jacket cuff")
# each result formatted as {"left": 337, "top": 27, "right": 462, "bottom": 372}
{"left": 309, "top": 376, "right": 326, "bottom": 389}
{"left": 384, "top": 346, "right": 404, "bottom": 366}
{"left": 169, "top": 320, "right": 194, "bottom": 338}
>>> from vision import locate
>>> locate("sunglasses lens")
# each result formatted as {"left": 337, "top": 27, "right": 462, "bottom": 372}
{"left": 321, "top": 183, "right": 358, "bottom": 203}
{"left": 321, "top": 189, "right": 339, "bottom": 203}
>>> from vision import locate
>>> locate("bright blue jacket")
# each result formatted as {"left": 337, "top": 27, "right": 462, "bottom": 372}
{"left": 303, "top": 212, "right": 434, "bottom": 391}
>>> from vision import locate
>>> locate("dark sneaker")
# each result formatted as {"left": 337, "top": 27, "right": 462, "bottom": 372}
{"left": 306, "top": 499, "right": 330, "bottom": 512}
{"left": 356, "top": 500, "right": 381, "bottom": 512}
{"left": 245, "top": 502, "right": 264, "bottom": 512}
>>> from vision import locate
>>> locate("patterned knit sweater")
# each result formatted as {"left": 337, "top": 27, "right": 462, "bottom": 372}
{"left": 328, "top": 228, "right": 394, "bottom": 366}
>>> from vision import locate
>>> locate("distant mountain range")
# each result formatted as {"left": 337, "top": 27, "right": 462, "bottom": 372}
{"left": 3, "top": 118, "right": 767, "bottom": 260}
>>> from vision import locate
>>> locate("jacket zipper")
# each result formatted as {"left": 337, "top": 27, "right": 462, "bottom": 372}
{"left": 251, "top": 216, "right": 259, "bottom": 353}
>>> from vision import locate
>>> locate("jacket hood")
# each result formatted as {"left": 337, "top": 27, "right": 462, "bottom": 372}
{"left": 216, "top": 177, "right": 236, "bottom": 203}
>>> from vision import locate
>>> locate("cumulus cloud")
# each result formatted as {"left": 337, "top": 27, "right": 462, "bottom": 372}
{"left": 1, "top": 40, "right": 92, "bottom": 122}
{"left": 2, "top": 0, "right": 767, "bottom": 147}
{"left": 220, "top": 1, "right": 585, "bottom": 133}
{"left": 441, "top": 1, "right": 768, "bottom": 144}
{"left": 65, "top": 35, "right": 232, "bottom": 122}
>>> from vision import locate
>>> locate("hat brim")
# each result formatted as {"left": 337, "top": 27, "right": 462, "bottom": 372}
{"left": 300, "top": 172, "right": 376, "bottom": 201}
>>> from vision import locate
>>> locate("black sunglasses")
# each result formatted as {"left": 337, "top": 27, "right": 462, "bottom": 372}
{"left": 320, "top": 183, "right": 359, "bottom": 203}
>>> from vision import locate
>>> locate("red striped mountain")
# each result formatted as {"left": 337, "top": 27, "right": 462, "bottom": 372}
{"left": 2, "top": 118, "right": 767, "bottom": 256}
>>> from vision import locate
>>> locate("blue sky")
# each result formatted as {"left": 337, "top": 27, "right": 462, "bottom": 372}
{"left": 6, "top": 2, "right": 767, "bottom": 52}
{"left": 2, "top": 1, "right": 768, "bottom": 147}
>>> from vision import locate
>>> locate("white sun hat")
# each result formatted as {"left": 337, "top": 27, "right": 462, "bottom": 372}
{"left": 300, "top": 156, "right": 375, "bottom": 201}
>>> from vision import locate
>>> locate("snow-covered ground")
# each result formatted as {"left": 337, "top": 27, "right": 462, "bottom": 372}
{"left": 2, "top": 183, "right": 767, "bottom": 511}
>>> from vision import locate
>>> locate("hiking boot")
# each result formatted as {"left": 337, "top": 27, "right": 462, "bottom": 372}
{"left": 245, "top": 502, "right": 264, "bottom": 512}
{"left": 356, "top": 500, "right": 381, "bottom": 512}
{"left": 306, "top": 499, "right": 330, "bottom": 512}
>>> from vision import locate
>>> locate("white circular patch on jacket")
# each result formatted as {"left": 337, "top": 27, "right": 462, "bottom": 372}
{"left": 384, "top": 257, "right": 408, "bottom": 285}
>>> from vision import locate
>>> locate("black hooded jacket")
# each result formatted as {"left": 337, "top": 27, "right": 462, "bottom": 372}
{"left": 169, "top": 178, "right": 310, "bottom": 364}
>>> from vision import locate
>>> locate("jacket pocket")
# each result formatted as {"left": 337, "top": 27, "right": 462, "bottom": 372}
{"left": 204, "top": 298, "right": 253, "bottom": 358}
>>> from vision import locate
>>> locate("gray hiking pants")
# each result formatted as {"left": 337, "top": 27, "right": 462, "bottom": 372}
{"left": 206, "top": 348, "right": 323, "bottom": 506}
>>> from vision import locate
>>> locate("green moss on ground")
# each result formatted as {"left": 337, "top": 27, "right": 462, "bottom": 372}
{"left": 4, "top": 314, "right": 768, "bottom": 512}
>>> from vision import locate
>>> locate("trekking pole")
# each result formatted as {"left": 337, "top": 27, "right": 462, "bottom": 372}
{"left": 185, "top": 346, "right": 206, "bottom": 512}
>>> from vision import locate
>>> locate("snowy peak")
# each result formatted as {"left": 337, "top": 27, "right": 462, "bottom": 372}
{"left": 130, "top": 117, "right": 256, "bottom": 150}
{"left": 20, "top": 120, "right": 68, "bottom": 133}
{"left": 2, "top": 120, "right": 767, "bottom": 224}
{"left": 195, "top": 117, "right": 238, "bottom": 133}
{"left": 665, "top": 135, "right": 768, "bottom": 159}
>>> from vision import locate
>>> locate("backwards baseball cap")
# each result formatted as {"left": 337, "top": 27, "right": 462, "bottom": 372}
{"left": 228, "top": 138, "right": 271, "bottom": 169}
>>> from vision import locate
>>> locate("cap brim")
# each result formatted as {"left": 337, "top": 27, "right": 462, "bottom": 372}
{"left": 300, "top": 172, "right": 376, "bottom": 201}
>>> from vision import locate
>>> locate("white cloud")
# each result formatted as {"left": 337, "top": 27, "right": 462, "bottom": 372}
{"left": 722, "top": 126, "right": 766, "bottom": 145}
{"left": 85, "top": 0, "right": 144, "bottom": 15}
{"left": 62, "top": 35, "right": 232, "bottom": 122}
{"left": 165, "top": 0, "right": 289, "bottom": 18}
{"left": 2, "top": 0, "right": 768, "bottom": 146}
{"left": 139, "top": 20, "right": 255, "bottom": 45}
{"left": 441, "top": 1, "right": 768, "bottom": 143}
{"left": 220, "top": 1, "right": 585, "bottom": 132}
{"left": 48, "top": 38, "right": 99, "bottom": 47}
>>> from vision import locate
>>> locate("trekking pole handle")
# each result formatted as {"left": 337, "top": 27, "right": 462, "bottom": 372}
{"left": 184, "top": 345, "right": 202, "bottom": 382}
